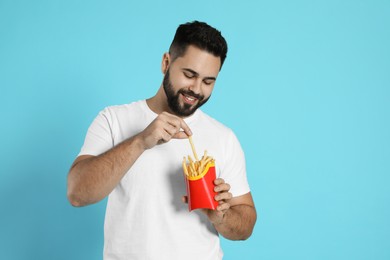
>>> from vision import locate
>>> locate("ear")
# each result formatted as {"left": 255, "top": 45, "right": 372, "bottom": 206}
{"left": 161, "top": 52, "right": 171, "bottom": 74}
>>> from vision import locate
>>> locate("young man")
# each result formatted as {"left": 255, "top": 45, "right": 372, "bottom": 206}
{"left": 67, "top": 21, "right": 256, "bottom": 259}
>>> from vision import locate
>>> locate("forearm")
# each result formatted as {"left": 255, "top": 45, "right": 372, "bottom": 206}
{"left": 214, "top": 204, "right": 257, "bottom": 240}
{"left": 67, "top": 134, "right": 146, "bottom": 207}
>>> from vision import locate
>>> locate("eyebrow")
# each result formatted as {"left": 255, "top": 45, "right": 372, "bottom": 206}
{"left": 182, "top": 68, "right": 217, "bottom": 81}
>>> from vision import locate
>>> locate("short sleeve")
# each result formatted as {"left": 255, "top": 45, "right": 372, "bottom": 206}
{"left": 78, "top": 108, "right": 114, "bottom": 156}
{"left": 220, "top": 131, "right": 250, "bottom": 197}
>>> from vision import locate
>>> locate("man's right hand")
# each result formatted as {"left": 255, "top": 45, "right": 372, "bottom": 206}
{"left": 68, "top": 112, "right": 192, "bottom": 207}
{"left": 138, "top": 112, "right": 192, "bottom": 150}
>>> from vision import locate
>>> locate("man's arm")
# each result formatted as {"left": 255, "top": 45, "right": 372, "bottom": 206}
{"left": 67, "top": 112, "right": 192, "bottom": 207}
{"left": 203, "top": 180, "right": 257, "bottom": 240}
{"left": 67, "top": 135, "right": 145, "bottom": 207}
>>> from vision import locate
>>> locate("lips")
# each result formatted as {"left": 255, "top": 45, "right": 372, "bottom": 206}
{"left": 182, "top": 93, "right": 198, "bottom": 105}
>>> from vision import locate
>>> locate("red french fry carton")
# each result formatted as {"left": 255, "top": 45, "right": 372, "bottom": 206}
{"left": 184, "top": 161, "right": 218, "bottom": 211}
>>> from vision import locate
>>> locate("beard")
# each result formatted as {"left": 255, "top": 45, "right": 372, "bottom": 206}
{"left": 163, "top": 70, "right": 210, "bottom": 117}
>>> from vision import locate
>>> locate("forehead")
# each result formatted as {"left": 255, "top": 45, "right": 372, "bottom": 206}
{"left": 171, "top": 45, "right": 221, "bottom": 77}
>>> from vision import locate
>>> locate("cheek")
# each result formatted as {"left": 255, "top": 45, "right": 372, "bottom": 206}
{"left": 174, "top": 77, "right": 192, "bottom": 89}
{"left": 201, "top": 86, "right": 214, "bottom": 98}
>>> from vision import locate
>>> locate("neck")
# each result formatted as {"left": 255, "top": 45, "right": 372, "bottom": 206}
{"left": 146, "top": 85, "right": 172, "bottom": 115}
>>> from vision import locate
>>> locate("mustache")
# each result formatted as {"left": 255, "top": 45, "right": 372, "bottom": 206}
{"left": 178, "top": 89, "right": 203, "bottom": 100}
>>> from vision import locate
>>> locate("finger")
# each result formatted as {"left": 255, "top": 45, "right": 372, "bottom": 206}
{"left": 159, "top": 130, "right": 174, "bottom": 143}
{"left": 181, "top": 195, "right": 188, "bottom": 204}
{"left": 214, "top": 183, "right": 231, "bottom": 193}
{"left": 217, "top": 202, "right": 231, "bottom": 212}
{"left": 214, "top": 178, "right": 225, "bottom": 185}
{"left": 161, "top": 112, "right": 182, "bottom": 126}
{"left": 215, "top": 192, "right": 233, "bottom": 202}
{"left": 171, "top": 119, "right": 192, "bottom": 137}
{"left": 161, "top": 112, "right": 192, "bottom": 136}
{"left": 179, "top": 120, "right": 192, "bottom": 136}
{"left": 163, "top": 123, "right": 180, "bottom": 137}
{"left": 173, "top": 131, "right": 189, "bottom": 139}
{"left": 164, "top": 117, "right": 188, "bottom": 138}
{"left": 159, "top": 113, "right": 180, "bottom": 131}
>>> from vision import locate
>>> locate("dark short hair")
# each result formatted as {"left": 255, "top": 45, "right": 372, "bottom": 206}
{"left": 169, "top": 21, "right": 228, "bottom": 69}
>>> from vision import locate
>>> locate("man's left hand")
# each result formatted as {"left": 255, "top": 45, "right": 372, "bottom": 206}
{"left": 201, "top": 178, "right": 232, "bottom": 225}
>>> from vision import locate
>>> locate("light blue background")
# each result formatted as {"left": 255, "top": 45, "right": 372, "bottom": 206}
{"left": 1, "top": 0, "right": 389, "bottom": 259}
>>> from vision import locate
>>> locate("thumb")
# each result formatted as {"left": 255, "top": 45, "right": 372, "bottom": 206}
{"left": 174, "top": 131, "right": 189, "bottom": 139}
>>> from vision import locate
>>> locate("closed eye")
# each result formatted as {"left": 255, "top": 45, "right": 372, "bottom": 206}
{"left": 183, "top": 71, "right": 195, "bottom": 79}
{"left": 203, "top": 79, "right": 215, "bottom": 85}
{"left": 182, "top": 68, "right": 216, "bottom": 85}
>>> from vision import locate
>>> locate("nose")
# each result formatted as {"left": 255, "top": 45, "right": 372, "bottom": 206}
{"left": 188, "top": 78, "right": 202, "bottom": 94}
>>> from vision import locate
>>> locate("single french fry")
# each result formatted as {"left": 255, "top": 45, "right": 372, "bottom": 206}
{"left": 188, "top": 155, "right": 194, "bottom": 165}
{"left": 190, "top": 162, "right": 196, "bottom": 174}
{"left": 188, "top": 136, "right": 199, "bottom": 161}
{"left": 199, "top": 159, "right": 205, "bottom": 172}
{"left": 182, "top": 157, "right": 189, "bottom": 176}
{"left": 204, "top": 156, "right": 213, "bottom": 165}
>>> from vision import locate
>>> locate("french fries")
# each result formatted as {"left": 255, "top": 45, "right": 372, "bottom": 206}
{"left": 183, "top": 136, "right": 215, "bottom": 178}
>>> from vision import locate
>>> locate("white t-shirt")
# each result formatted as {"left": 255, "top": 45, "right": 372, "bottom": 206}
{"left": 79, "top": 100, "right": 250, "bottom": 260}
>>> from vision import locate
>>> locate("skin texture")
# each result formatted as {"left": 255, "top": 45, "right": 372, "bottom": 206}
{"left": 67, "top": 45, "right": 256, "bottom": 240}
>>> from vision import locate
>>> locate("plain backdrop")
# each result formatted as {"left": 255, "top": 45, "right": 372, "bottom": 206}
{"left": 1, "top": 0, "right": 389, "bottom": 259}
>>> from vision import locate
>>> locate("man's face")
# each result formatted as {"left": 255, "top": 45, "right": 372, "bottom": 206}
{"left": 163, "top": 45, "right": 221, "bottom": 117}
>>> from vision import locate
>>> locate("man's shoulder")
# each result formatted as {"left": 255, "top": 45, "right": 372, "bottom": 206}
{"left": 95, "top": 100, "right": 149, "bottom": 126}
